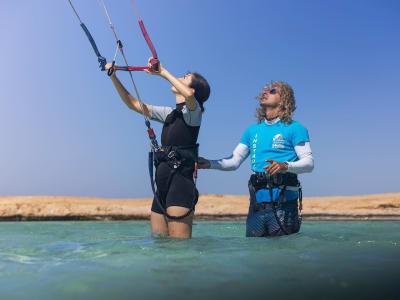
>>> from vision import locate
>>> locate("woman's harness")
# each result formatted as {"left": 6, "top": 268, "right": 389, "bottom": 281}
{"left": 248, "top": 172, "right": 303, "bottom": 235}
{"left": 149, "top": 144, "right": 199, "bottom": 220}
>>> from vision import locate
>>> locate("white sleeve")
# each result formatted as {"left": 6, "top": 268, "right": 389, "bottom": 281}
{"left": 209, "top": 143, "right": 250, "bottom": 171}
{"left": 287, "top": 142, "right": 314, "bottom": 174}
{"left": 181, "top": 103, "right": 202, "bottom": 127}
{"left": 150, "top": 105, "right": 174, "bottom": 124}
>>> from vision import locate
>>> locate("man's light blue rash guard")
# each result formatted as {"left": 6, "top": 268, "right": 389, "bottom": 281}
{"left": 240, "top": 120, "right": 310, "bottom": 202}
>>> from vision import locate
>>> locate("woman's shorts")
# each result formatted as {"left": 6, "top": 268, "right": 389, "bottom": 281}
{"left": 151, "top": 161, "right": 198, "bottom": 215}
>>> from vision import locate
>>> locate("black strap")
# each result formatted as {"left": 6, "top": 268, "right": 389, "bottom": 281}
{"left": 248, "top": 179, "right": 257, "bottom": 209}
{"left": 251, "top": 172, "right": 299, "bottom": 189}
{"left": 269, "top": 187, "right": 289, "bottom": 235}
{"left": 298, "top": 187, "right": 303, "bottom": 225}
{"left": 149, "top": 151, "right": 156, "bottom": 195}
{"left": 278, "top": 185, "right": 287, "bottom": 206}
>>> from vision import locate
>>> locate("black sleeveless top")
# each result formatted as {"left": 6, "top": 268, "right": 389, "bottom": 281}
{"left": 161, "top": 102, "right": 200, "bottom": 147}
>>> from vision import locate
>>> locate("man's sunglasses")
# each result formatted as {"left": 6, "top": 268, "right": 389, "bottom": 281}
{"left": 264, "top": 88, "right": 278, "bottom": 95}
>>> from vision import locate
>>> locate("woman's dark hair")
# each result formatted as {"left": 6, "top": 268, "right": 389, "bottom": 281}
{"left": 189, "top": 72, "right": 210, "bottom": 112}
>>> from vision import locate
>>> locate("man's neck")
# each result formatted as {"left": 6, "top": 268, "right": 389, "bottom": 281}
{"left": 265, "top": 107, "right": 280, "bottom": 121}
{"left": 265, "top": 117, "right": 280, "bottom": 125}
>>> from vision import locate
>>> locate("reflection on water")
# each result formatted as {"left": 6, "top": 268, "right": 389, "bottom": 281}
{"left": 0, "top": 221, "right": 399, "bottom": 300}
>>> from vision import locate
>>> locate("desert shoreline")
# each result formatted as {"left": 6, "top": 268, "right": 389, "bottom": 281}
{"left": 1, "top": 193, "right": 399, "bottom": 221}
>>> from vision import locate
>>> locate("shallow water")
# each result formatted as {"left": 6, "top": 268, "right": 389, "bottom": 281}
{"left": 0, "top": 221, "right": 399, "bottom": 300}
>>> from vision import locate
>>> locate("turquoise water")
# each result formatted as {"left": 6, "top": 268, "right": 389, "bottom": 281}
{"left": 0, "top": 222, "right": 399, "bottom": 300}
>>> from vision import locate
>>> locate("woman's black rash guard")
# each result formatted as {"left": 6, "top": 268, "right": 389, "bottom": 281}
{"left": 150, "top": 102, "right": 202, "bottom": 214}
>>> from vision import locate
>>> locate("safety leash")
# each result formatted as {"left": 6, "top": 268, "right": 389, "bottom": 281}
{"left": 99, "top": 0, "right": 160, "bottom": 152}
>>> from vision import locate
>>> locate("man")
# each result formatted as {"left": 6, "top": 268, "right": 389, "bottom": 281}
{"left": 199, "top": 81, "right": 313, "bottom": 237}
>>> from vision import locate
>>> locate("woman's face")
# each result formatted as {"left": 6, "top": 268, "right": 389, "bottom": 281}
{"left": 260, "top": 86, "right": 281, "bottom": 107}
{"left": 171, "top": 73, "right": 193, "bottom": 94}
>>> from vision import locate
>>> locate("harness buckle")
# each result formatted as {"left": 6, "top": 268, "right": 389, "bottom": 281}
{"left": 167, "top": 150, "right": 176, "bottom": 159}
{"left": 272, "top": 173, "right": 284, "bottom": 185}
{"left": 167, "top": 150, "right": 181, "bottom": 169}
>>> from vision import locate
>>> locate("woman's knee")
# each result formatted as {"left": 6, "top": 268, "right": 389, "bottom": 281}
{"left": 167, "top": 206, "right": 194, "bottom": 238}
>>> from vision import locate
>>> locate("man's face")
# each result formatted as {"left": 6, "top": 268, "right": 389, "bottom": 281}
{"left": 171, "top": 73, "right": 193, "bottom": 94}
{"left": 260, "top": 86, "right": 281, "bottom": 107}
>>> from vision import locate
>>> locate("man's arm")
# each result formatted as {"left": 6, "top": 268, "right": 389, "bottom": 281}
{"left": 198, "top": 143, "right": 250, "bottom": 171}
{"left": 286, "top": 142, "right": 314, "bottom": 174}
{"left": 265, "top": 142, "right": 314, "bottom": 175}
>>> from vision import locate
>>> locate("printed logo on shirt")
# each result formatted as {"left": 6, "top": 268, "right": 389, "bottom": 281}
{"left": 272, "top": 134, "right": 285, "bottom": 149}
{"left": 252, "top": 133, "right": 258, "bottom": 169}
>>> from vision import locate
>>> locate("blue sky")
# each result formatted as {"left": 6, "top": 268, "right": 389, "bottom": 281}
{"left": 0, "top": 0, "right": 399, "bottom": 198}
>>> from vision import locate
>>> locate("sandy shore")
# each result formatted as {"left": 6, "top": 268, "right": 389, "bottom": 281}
{"left": 1, "top": 193, "right": 400, "bottom": 221}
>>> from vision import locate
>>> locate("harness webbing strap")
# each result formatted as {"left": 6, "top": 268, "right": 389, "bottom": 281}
{"left": 67, "top": 0, "right": 106, "bottom": 71}
{"left": 298, "top": 187, "right": 303, "bottom": 224}
{"left": 149, "top": 151, "right": 156, "bottom": 195}
{"left": 269, "top": 187, "right": 289, "bottom": 235}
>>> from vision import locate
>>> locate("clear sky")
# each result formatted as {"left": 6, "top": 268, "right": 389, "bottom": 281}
{"left": 0, "top": 0, "right": 399, "bottom": 198}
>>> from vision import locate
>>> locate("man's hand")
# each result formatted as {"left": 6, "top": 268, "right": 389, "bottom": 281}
{"left": 264, "top": 159, "right": 288, "bottom": 175}
{"left": 198, "top": 157, "right": 211, "bottom": 169}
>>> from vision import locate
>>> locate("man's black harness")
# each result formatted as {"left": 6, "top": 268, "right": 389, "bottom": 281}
{"left": 149, "top": 144, "right": 199, "bottom": 220}
{"left": 248, "top": 172, "right": 302, "bottom": 235}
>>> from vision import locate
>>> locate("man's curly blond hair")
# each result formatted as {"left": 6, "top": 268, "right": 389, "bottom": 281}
{"left": 255, "top": 81, "right": 296, "bottom": 124}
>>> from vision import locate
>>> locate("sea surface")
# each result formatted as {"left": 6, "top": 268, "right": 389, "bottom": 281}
{"left": 0, "top": 221, "right": 399, "bottom": 300}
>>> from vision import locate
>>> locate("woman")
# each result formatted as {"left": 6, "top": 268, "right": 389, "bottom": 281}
{"left": 107, "top": 60, "right": 210, "bottom": 238}
{"left": 199, "top": 81, "right": 313, "bottom": 237}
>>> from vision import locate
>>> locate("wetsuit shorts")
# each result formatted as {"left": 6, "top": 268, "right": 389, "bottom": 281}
{"left": 246, "top": 200, "right": 301, "bottom": 237}
{"left": 151, "top": 161, "right": 199, "bottom": 215}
